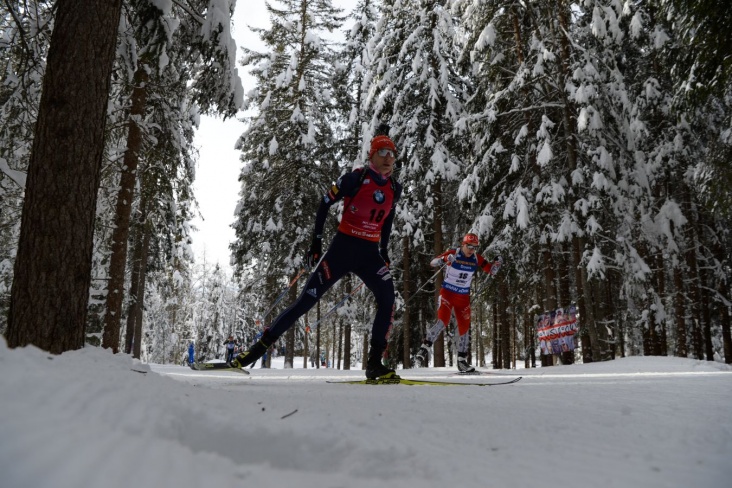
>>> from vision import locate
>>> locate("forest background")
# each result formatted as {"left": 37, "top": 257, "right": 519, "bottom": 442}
{"left": 0, "top": 0, "right": 731, "bottom": 370}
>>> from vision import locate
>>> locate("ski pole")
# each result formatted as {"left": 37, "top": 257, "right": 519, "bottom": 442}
{"left": 258, "top": 268, "right": 306, "bottom": 324}
{"left": 472, "top": 274, "right": 493, "bottom": 298}
{"left": 397, "top": 261, "right": 447, "bottom": 311}
{"left": 472, "top": 256, "right": 503, "bottom": 297}
{"left": 309, "top": 281, "right": 365, "bottom": 329}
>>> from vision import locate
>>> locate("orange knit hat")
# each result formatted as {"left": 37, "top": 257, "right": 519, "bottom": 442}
{"left": 369, "top": 134, "right": 397, "bottom": 159}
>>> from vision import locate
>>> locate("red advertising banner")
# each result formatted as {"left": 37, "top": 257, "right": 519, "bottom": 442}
{"left": 537, "top": 305, "right": 578, "bottom": 355}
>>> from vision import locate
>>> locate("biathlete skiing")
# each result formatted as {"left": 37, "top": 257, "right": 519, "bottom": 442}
{"left": 229, "top": 127, "right": 403, "bottom": 380}
{"left": 416, "top": 233, "right": 503, "bottom": 373}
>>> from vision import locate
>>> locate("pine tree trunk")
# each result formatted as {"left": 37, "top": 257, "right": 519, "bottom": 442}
{"left": 718, "top": 282, "right": 732, "bottom": 364}
{"left": 432, "top": 178, "right": 445, "bottom": 367}
{"left": 285, "top": 276, "right": 297, "bottom": 368}
{"left": 362, "top": 331, "right": 368, "bottom": 370}
{"left": 572, "top": 237, "right": 594, "bottom": 362}
{"left": 477, "top": 301, "right": 485, "bottom": 367}
{"left": 643, "top": 248, "right": 659, "bottom": 355}
{"left": 541, "top": 244, "right": 558, "bottom": 365}
{"left": 331, "top": 317, "right": 337, "bottom": 368}
{"left": 706, "top": 214, "right": 731, "bottom": 363}
{"left": 132, "top": 225, "right": 150, "bottom": 359}
{"left": 124, "top": 201, "right": 148, "bottom": 355}
{"left": 344, "top": 321, "right": 351, "bottom": 370}
{"left": 343, "top": 278, "right": 352, "bottom": 369}
{"left": 303, "top": 314, "right": 309, "bottom": 369}
{"left": 699, "top": 266, "right": 713, "bottom": 361}
{"left": 681, "top": 191, "right": 708, "bottom": 360}
{"left": 492, "top": 303, "right": 499, "bottom": 369}
{"left": 655, "top": 252, "right": 668, "bottom": 354}
{"left": 401, "top": 235, "right": 412, "bottom": 368}
{"left": 337, "top": 318, "right": 343, "bottom": 370}
{"left": 6, "top": 0, "right": 123, "bottom": 353}
{"left": 102, "top": 65, "right": 149, "bottom": 353}
{"left": 500, "top": 278, "right": 511, "bottom": 368}
{"left": 557, "top": 248, "right": 574, "bottom": 364}
{"left": 525, "top": 308, "right": 536, "bottom": 368}
{"left": 673, "top": 266, "right": 687, "bottom": 357}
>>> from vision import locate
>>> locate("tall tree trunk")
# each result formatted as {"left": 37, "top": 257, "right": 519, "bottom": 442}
{"left": 681, "top": 191, "right": 708, "bottom": 360}
{"left": 706, "top": 214, "right": 731, "bottom": 363}
{"left": 673, "top": 266, "right": 687, "bottom": 357}
{"left": 344, "top": 321, "right": 351, "bottom": 370}
{"left": 337, "top": 318, "right": 342, "bottom": 370}
{"left": 699, "top": 266, "right": 713, "bottom": 361}
{"left": 316, "top": 301, "right": 321, "bottom": 369}
{"left": 124, "top": 198, "right": 148, "bottom": 355}
{"left": 132, "top": 224, "right": 150, "bottom": 359}
{"left": 331, "top": 316, "right": 337, "bottom": 368}
{"left": 500, "top": 278, "right": 511, "bottom": 368}
{"left": 401, "top": 235, "right": 412, "bottom": 368}
{"left": 655, "top": 252, "right": 668, "bottom": 354}
{"left": 542, "top": 244, "right": 558, "bottom": 365}
{"left": 558, "top": 248, "right": 574, "bottom": 364}
{"left": 432, "top": 178, "right": 445, "bottom": 366}
{"left": 303, "top": 313, "right": 309, "bottom": 369}
{"left": 477, "top": 299, "right": 485, "bottom": 367}
{"left": 343, "top": 278, "right": 352, "bottom": 369}
{"left": 719, "top": 282, "right": 732, "bottom": 364}
{"left": 284, "top": 270, "right": 297, "bottom": 368}
{"left": 7, "top": 0, "right": 123, "bottom": 353}
{"left": 102, "top": 65, "right": 150, "bottom": 353}
{"left": 492, "top": 301, "right": 499, "bottom": 369}
{"left": 525, "top": 308, "right": 536, "bottom": 368}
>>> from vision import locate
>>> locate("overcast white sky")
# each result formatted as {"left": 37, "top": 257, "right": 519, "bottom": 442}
{"left": 190, "top": 1, "right": 268, "bottom": 272}
{"left": 191, "top": 0, "right": 349, "bottom": 273}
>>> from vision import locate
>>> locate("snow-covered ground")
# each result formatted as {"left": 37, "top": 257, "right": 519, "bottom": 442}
{"left": 1, "top": 339, "right": 730, "bottom": 488}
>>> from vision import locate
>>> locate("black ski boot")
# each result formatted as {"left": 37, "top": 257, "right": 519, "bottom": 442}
{"left": 457, "top": 352, "right": 476, "bottom": 373}
{"left": 415, "top": 340, "right": 432, "bottom": 367}
{"left": 230, "top": 330, "right": 274, "bottom": 369}
{"left": 365, "top": 350, "right": 399, "bottom": 380}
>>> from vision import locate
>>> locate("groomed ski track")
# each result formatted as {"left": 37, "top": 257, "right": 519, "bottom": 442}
{"left": 153, "top": 361, "right": 731, "bottom": 386}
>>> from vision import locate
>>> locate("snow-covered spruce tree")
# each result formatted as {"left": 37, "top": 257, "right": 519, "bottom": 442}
{"left": 92, "top": 0, "right": 242, "bottom": 353}
{"left": 0, "top": 2, "right": 54, "bottom": 333}
{"left": 231, "top": 0, "right": 345, "bottom": 367}
{"left": 572, "top": 1, "right": 707, "bottom": 359}
{"left": 363, "top": 0, "right": 469, "bottom": 367}
{"left": 101, "top": 0, "right": 177, "bottom": 353}
{"left": 660, "top": 0, "right": 732, "bottom": 362}
{"left": 454, "top": 0, "right": 593, "bottom": 365}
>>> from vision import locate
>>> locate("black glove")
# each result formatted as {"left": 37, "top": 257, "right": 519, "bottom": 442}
{"left": 491, "top": 255, "right": 503, "bottom": 276}
{"left": 306, "top": 237, "right": 322, "bottom": 268}
{"left": 379, "top": 248, "right": 390, "bottom": 267}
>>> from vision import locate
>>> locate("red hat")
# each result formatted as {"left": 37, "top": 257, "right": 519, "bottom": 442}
{"left": 462, "top": 233, "right": 479, "bottom": 246}
{"left": 369, "top": 134, "right": 397, "bottom": 159}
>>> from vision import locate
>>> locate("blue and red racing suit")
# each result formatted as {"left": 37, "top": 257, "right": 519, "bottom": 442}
{"left": 265, "top": 167, "right": 402, "bottom": 356}
{"left": 425, "top": 248, "right": 496, "bottom": 353}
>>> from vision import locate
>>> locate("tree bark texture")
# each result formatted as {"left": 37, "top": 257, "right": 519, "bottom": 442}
{"left": 6, "top": 0, "right": 123, "bottom": 353}
{"left": 674, "top": 266, "right": 687, "bottom": 357}
{"left": 132, "top": 224, "right": 150, "bottom": 359}
{"left": 124, "top": 202, "right": 148, "bottom": 355}
{"left": 432, "top": 178, "right": 445, "bottom": 367}
{"left": 401, "top": 235, "right": 412, "bottom": 368}
{"left": 103, "top": 65, "right": 149, "bottom": 353}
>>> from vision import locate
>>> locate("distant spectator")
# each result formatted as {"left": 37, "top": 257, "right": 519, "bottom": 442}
{"left": 223, "top": 335, "right": 237, "bottom": 364}
{"left": 188, "top": 342, "right": 195, "bottom": 365}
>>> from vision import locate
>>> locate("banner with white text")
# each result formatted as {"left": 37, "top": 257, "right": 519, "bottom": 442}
{"left": 537, "top": 305, "right": 578, "bottom": 355}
